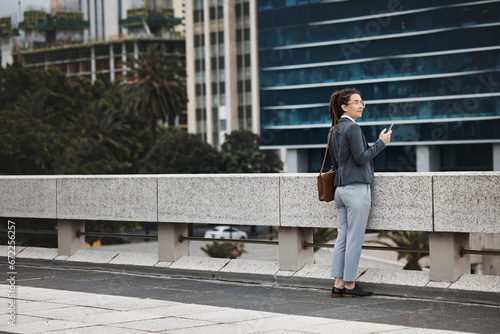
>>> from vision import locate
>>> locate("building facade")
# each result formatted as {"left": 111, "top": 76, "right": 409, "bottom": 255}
{"left": 81, "top": 0, "right": 184, "bottom": 41}
{"left": 185, "top": 0, "right": 259, "bottom": 147}
{"left": 258, "top": 0, "right": 500, "bottom": 172}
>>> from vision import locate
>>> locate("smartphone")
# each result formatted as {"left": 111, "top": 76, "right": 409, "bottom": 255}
{"left": 388, "top": 123, "right": 393, "bottom": 131}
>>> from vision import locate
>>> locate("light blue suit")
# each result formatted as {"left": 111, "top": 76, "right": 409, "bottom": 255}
{"left": 328, "top": 117, "right": 386, "bottom": 282}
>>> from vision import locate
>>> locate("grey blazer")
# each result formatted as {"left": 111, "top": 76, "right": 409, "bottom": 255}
{"left": 328, "top": 118, "right": 386, "bottom": 186}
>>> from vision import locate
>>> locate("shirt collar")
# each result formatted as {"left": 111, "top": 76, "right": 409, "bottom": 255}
{"left": 341, "top": 115, "right": 355, "bottom": 123}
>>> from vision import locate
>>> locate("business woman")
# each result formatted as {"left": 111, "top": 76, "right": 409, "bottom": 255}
{"left": 328, "top": 88, "right": 391, "bottom": 298}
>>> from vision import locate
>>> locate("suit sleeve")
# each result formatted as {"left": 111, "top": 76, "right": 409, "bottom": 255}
{"left": 348, "top": 125, "right": 386, "bottom": 166}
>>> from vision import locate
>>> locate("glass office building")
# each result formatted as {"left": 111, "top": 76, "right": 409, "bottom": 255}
{"left": 186, "top": 0, "right": 260, "bottom": 148}
{"left": 258, "top": 0, "right": 500, "bottom": 172}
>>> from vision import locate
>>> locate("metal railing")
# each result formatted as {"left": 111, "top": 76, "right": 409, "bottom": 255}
{"left": 178, "top": 235, "right": 278, "bottom": 245}
{"left": 302, "top": 241, "right": 430, "bottom": 254}
{"left": 3, "top": 229, "right": 500, "bottom": 257}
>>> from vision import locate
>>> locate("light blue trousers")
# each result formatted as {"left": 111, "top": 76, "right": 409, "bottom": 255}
{"left": 330, "top": 183, "right": 371, "bottom": 282}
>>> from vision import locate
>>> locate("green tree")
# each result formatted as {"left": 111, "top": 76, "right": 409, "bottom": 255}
{"left": 0, "top": 109, "right": 73, "bottom": 175}
{"left": 221, "top": 130, "right": 283, "bottom": 173}
{"left": 0, "top": 62, "right": 149, "bottom": 175}
{"left": 376, "top": 231, "right": 429, "bottom": 270}
{"left": 124, "top": 43, "right": 188, "bottom": 146}
{"left": 139, "top": 130, "right": 221, "bottom": 173}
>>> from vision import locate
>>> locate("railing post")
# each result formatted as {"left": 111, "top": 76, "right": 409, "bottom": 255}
{"left": 58, "top": 219, "right": 85, "bottom": 256}
{"left": 158, "top": 223, "right": 188, "bottom": 262}
{"left": 278, "top": 227, "right": 314, "bottom": 271}
{"left": 429, "top": 232, "right": 470, "bottom": 282}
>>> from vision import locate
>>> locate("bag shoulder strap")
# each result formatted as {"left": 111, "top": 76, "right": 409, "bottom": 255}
{"left": 319, "top": 127, "right": 334, "bottom": 176}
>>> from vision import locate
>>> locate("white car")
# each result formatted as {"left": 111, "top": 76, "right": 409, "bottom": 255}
{"left": 204, "top": 226, "right": 248, "bottom": 239}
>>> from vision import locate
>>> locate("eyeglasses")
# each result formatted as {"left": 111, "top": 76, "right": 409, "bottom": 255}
{"left": 348, "top": 101, "right": 366, "bottom": 107}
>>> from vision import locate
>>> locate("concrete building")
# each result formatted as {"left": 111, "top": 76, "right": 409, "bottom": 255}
{"left": 185, "top": 0, "right": 260, "bottom": 148}
{"left": 5, "top": 2, "right": 186, "bottom": 126}
{"left": 80, "top": 0, "right": 185, "bottom": 41}
{"left": 0, "top": 16, "right": 17, "bottom": 67}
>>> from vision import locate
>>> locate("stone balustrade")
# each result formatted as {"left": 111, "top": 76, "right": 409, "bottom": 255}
{"left": 1, "top": 172, "right": 499, "bottom": 286}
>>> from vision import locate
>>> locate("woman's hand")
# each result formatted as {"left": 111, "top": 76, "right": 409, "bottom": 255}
{"left": 379, "top": 129, "right": 392, "bottom": 144}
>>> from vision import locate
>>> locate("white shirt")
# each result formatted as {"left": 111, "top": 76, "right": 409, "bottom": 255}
{"left": 341, "top": 115, "right": 355, "bottom": 123}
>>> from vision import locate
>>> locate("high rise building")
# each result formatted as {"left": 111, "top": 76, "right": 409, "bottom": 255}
{"left": 0, "top": 16, "right": 17, "bottom": 67}
{"left": 257, "top": 0, "right": 500, "bottom": 172}
{"left": 185, "top": 0, "right": 259, "bottom": 147}
{"left": 80, "top": 0, "right": 128, "bottom": 41}
{"left": 80, "top": 0, "right": 184, "bottom": 41}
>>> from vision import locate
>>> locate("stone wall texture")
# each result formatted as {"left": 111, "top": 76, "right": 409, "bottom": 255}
{"left": 0, "top": 172, "right": 498, "bottom": 233}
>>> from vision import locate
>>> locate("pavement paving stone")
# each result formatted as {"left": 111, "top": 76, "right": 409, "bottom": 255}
{"left": 16, "top": 247, "right": 58, "bottom": 260}
{"left": 220, "top": 259, "right": 279, "bottom": 275}
{"left": 233, "top": 314, "right": 340, "bottom": 332}
{"left": 109, "top": 252, "right": 158, "bottom": 266}
{"left": 178, "top": 307, "right": 283, "bottom": 323}
{"left": 0, "top": 316, "right": 89, "bottom": 334}
{"left": 305, "top": 320, "right": 408, "bottom": 334}
{"left": 130, "top": 303, "right": 231, "bottom": 318}
{"left": 166, "top": 323, "right": 243, "bottom": 334}
{"left": 21, "top": 305, "right": 117, "bottom": 324}
{"left": 1, "top": 264, "right": 499, "bottom": 333}
{"left": 112, "top": 316, "right": 217, "bottom": 331}
{"left": 44, "top": 326, "right": 153, "bottom": 334}
{"left": 66, "top": 250, "right": 118, "bottom": 264}
{"left": 362, "top": 312, "right": 468, "bottom": 328}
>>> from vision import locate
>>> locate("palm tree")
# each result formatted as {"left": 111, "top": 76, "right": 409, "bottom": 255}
{"left": 124, "top": 43, "right": 187, "bottom": 146}
{"left": 376, "top": 231, "right": 429, "bottom": 270}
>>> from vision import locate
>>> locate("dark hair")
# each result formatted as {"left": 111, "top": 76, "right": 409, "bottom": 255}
{"left": 329, "top": 88, "right": 360, "bottom": 131}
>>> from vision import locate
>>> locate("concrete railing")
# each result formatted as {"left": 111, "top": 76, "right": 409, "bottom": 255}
{"left": 1, "top": 172, "right": 499, "bottom": 285}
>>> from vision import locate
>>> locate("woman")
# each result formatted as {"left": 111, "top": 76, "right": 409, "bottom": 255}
{"left": 328, "top": 88, "right": 391, "bottom": 298}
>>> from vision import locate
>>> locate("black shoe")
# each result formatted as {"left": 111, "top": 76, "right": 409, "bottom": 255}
{"left": 331, "top": 286, "right": 345, "bottom": 298}
{"left": 343, "top": 284, "right": 373, "bottom": 298}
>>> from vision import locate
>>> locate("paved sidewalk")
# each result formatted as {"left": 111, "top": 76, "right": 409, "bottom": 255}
{"left": 1, "top": 265, "right": 499, "bottom": 333}
{"left": 0, "top": 285, "right": 470, "bottom": 334}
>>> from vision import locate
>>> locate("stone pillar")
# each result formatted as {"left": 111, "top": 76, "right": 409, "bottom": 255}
{"left": 121, "top": 42, "right": 127, "bottom": 83}
{"left": 416, "top": 145, "right": 440, "bottom": 172}
{"left": 493, "top": 143, "right": 500, "bottom": 171}
{"left": 278, "top": 227, "right": 314, "bottom": 271}
{"left": 429, "top": 232, "right": 470, "bottom": 282}
{"left": 158, "top": 223, "right": 188, "bottom": 262}
{"left": 203, "top": 0, "right": 213, "bottom": 144}
{"left": 286, "top": 149, "right": 309, "bottom": 173}
{"left": 58, "top": 220, "right": 85, "bottom": 256}
{"left": 90, "top": 45, "right": 96, "bottom": 82}
{"left": 109, "top": 44, "right": 115, "bottom": 82}
{"left": 249, "top": 0, "right": 260, "bottom": 135}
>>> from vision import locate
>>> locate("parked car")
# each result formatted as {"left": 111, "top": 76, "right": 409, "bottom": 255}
{"left": 204, "top": 226, "right": 248, "bottom": 239}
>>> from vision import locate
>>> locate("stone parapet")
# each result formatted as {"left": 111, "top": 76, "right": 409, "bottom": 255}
{"left": 1, "top": 172, "right": 497, "bottom": 232}
{"left": 280, "top": 173, "right": 434, "bottom": 231}
{"left": 158, "top": 174, "right": 279, "bottom": 225}
{"left": 0, "top": 176, "right": 57, "bottom": 218}
{"left": 1, "top": 172, "right": 499, "bottom": 285}
{"left": 57, "top": 175, "right": 158, "bottom": 222}
{"left": 433, "top": 172, "right": 500, "bottom": 233}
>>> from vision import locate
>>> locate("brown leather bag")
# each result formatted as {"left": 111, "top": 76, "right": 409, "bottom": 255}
{"left": 317, "top": 128, "right": 336, "bottom": 202}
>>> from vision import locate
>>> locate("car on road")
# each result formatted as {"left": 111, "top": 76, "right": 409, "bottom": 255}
{"left": 203, "top": 226, "right": 248, "bottom": 239}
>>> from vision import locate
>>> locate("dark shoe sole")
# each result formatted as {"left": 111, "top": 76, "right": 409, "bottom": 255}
{"left": 342, "top": 294, "right": 373, "bottom": 298}
{"left": 331, "top": 293, "right": 343, "bottom": 298}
